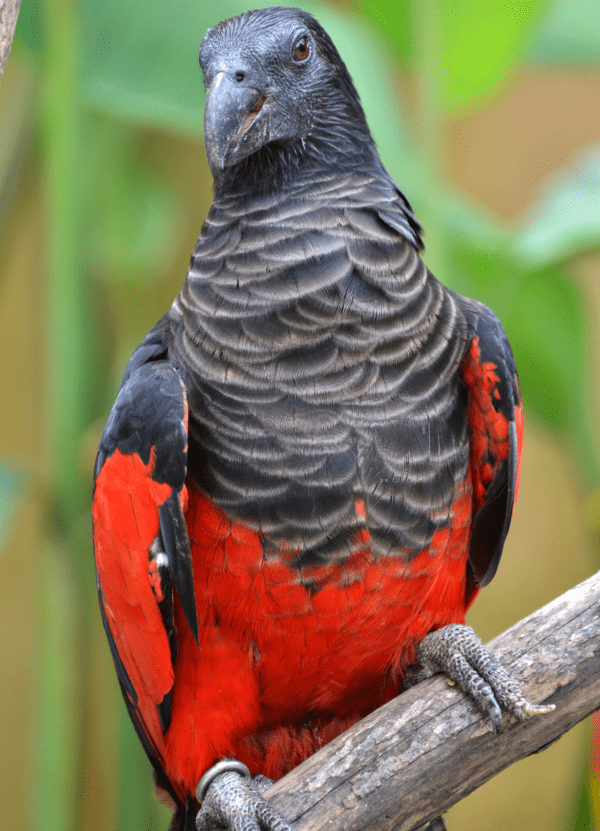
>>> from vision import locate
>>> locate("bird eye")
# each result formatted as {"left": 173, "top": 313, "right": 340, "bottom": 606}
{"left": 293, "top": 36, "right": 310, "bottom": 62}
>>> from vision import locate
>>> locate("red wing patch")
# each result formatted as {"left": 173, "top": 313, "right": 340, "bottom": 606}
{"left": 462, "top": 337, "right": 511, "bottom": 512}
{"left": 461, "top": 335, "right": 522, "bottom": 603}
{"left": 93, "top": 447, "right": 174, "bottom": 758}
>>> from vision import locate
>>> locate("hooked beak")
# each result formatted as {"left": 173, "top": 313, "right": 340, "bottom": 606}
{"left": 203, "top": 72, "right": 269, "bottom": 179}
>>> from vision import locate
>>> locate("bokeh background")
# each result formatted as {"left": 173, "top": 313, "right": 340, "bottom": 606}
{"left": 1, "top": 0, "right": 599, "bottom": 829}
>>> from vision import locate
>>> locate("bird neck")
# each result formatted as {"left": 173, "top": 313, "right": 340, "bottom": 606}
{"left": 212, "top": 121, "right": 377, "bottom": 201}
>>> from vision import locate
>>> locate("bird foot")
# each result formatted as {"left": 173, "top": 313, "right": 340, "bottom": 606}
{"left": 405, "top": 624, "right": 555, "bottom": 732}
{"left": 196, "top": 760, "right": 295, "bottom": 831}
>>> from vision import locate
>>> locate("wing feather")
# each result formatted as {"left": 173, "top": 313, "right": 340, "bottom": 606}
{"left": 92, "top": 347, "right": 195, "bottom": 804}
{"left": 458, "top": 299, "right": 523, "bottom": 595}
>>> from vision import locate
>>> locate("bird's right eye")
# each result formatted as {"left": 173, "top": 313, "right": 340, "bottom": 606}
{"left": 293, "top": 36, "right": 310, "bottom": 62}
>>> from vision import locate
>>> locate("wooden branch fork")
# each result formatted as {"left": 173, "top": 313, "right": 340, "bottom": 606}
{"left": 263, "top": 571, "right": 600, "bottom": 831}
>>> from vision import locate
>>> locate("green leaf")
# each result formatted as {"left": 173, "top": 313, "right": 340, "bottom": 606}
{"left": 441, "top": 0, "right": 549, "bottom": 111}
{"left": 446, "top": 233, "right": 515, "bottom": 311}
{"left": 351, "top": 0, "right": 412, "bottom": 65}
{"left": 514, "top": 143, "right": 600, "bottom": 268}
{"left": 503, "top": 265, "right": 586, "bottom": 433}
{"left": 526, "top": 0, "right": 600, "bottom": 62}
{"left": 87, "top": 118, "right": 180, "bottom": 284}
{"left": 355, "top": 0, "right": 548, "bottom": 112}
{"left": 13, "top": 0, "right": 44, "bottom": 58}
{"left": 82, "top": 0, "right": 215, "bottom": 138}
{"left": 0, "top": 462, "right": 22, "bottom": 554}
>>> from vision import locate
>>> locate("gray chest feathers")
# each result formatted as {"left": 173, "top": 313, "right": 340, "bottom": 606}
{"left": 174, "top": 182, "right": 472, "bottom": 565}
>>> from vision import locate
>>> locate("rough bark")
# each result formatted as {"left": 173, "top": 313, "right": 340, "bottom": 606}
{"left": 0, "top": 0, "right": 21, "bottom": 80}
{"left": 263, "top": 571, "right": 600, "bottom": 831}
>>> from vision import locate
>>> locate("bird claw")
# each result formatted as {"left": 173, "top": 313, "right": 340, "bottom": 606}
{"left": 196, "top": 764, "right": 294, "bottom": 831}
{"left": 409, "top": 624, "right": 555, "bottom": 733}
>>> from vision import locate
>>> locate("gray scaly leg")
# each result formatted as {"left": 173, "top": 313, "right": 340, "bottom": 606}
{"left": 406, "top": 624, "right": 555, "bottom": 732}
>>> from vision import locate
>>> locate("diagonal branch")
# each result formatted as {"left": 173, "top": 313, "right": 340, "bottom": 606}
{"left": 0, "top": 0, "right": 22, "bottom": 79}
{"left": 263, "top": 571, "right": 600, "bottom": 831}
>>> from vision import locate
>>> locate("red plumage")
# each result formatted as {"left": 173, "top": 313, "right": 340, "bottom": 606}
{"left": 93, "top": 333, "right": 523, "bottom": 805}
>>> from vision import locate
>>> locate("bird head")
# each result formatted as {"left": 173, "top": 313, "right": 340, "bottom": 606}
{"left": 200, "top": 6, "right": 372, "bottom": 184}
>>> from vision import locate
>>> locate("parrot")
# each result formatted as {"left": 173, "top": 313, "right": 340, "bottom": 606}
{"left": 92, "top": 7, "right": 553, "bottom": 831}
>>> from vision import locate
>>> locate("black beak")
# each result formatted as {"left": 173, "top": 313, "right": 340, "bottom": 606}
{"left": 203, "top": 72, "right": 268, "bottom": 179}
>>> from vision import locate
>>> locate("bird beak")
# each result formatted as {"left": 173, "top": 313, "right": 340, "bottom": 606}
{"left": 203, "top": 72, "right": 269, "bottom": 179}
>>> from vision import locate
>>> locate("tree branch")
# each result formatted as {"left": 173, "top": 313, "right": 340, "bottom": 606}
{"left": 0, "top": 0, "right": 21, "bottom": 80}
{"left": 263, "top": 571, "right": 600, "bottom": 831}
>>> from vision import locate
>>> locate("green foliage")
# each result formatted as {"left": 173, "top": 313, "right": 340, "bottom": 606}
{"left": 438, "top": 0, "right": 548, "bottom": 110}
{"left": 504, "top": 265, "right": 586, "bottom": 433}
{"left": 515, "top": 143, "right": 600, "bottom": 268}
{"left": 355, "top": 0, "right": 550, "bottom": 111}
{"left": 13, "top": 0, "right": 43, "bottom": 56}
{"left": 88, "top": 117, "right": 181, "bottom": 284}
{"left": 81, "top": 1, "right": 212, "bottom": 137}
{"left": 34, "top": 547, "right": 80, "bottom": 831}
{"left": 527, "top": 0, "right": 600, "bottom": 62}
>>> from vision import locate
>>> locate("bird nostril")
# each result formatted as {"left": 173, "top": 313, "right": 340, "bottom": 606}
{"left": 235, "top": 71, "right": 245, "bottom": 82}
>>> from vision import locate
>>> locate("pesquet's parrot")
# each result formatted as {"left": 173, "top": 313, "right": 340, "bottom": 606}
{"left": 92, "top": 8, "right": 553, "bottom": 831}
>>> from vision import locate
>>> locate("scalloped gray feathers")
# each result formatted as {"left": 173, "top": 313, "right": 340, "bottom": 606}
{"left": 167, "top": 161, "right": 473, "bottom": 570}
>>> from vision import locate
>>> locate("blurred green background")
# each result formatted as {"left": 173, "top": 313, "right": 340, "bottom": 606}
{"left": 1, "top": 0, "right": 599, "bottom": 829}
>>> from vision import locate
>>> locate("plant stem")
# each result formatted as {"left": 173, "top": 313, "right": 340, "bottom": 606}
{"left": 37, "top": 0, "right": 91, "bottom": 829}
